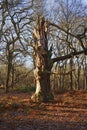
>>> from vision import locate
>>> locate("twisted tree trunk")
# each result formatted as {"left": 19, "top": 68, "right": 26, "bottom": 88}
{"left": 31, "top": 16, "right": 54, "bottom": 102}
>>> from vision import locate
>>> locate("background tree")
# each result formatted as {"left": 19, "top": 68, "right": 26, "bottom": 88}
{"left": 0, "top": 0, "right": 34, "bottom": 92}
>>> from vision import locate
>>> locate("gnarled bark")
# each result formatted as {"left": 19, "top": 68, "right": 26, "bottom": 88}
{"left": 31, "top": 16, "right": 54, "bottom": 102}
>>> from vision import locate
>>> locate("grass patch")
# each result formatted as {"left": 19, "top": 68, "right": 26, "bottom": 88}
{"left": 16, "top": 86, "right": 36, "bottom": 93}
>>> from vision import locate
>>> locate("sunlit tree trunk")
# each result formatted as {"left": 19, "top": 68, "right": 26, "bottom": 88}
{"left": 31, "top": 16, "right": 54, "bottom": 102}
{"left": 70, "top": 57, "right": 73, "bottom": 90}
{"left": 77, "top": 58, "right": 81, "bottom": 90}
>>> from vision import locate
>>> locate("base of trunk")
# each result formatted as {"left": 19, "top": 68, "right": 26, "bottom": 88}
{"left": 5, "top": 86, "right": 9, "bottom": 93}
{"left": 31, "top": 92, "right": 54, "bottom": 103}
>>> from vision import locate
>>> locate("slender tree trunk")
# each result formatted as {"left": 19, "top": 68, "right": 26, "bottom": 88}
{"left": 62, "top": 74, "right": 65, "bottom": 90}
{"left": 6, "top": 57, "right": 12, "bottom": 93}
{"left": 11, "top": 65, "right": 14, "bottom": 89}
{"left": 6, "top": 46, "right": 12, "bottom": 93}
{"left": 31, "top": 16, "right": 54, "bottom": 102}
{"left": 70, "top": 57, "right": 73, "bottom": 90}
{"left": 77, "top": 66, "right": 81, "bottom": 90}
{"left": 11, "top": 42, "right": 15, "bottom": 89}
{"left": 6, "top": 64, "right": 11, "bottom": 93}
{"left": 59, "top": 66, "right": 62, "bottom": 90}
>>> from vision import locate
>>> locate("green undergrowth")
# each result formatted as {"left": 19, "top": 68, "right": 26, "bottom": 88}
{"left": 16, "top": 86, "right": 36, "bottom": 93}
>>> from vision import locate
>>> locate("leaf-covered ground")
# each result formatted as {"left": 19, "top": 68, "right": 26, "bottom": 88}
{"left": 0, "top": 91, "right": 87, "bottom": 130}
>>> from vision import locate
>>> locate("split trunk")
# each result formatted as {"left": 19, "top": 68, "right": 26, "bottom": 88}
{"left": 31, "top": 16, "right": 54, "bottom": 102}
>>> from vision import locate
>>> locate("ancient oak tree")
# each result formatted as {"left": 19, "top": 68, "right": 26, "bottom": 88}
{"left": 31, "top": 16, "right": 54, "bottom": 102}
{"left": 31, "top": 15, "right": 87, "bottom": 102}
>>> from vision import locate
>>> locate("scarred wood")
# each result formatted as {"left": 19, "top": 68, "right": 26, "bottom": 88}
{"left": 31, "top": 16, "right": 54, "bottom": 102}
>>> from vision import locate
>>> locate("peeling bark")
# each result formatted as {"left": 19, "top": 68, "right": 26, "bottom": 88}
{"left": 31, "top": 16, "right": 54, "bottom": 102}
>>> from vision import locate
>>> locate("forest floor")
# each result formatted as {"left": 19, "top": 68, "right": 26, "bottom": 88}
{"left": 0, "top": 90, "right": 87, "bottom": 130}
